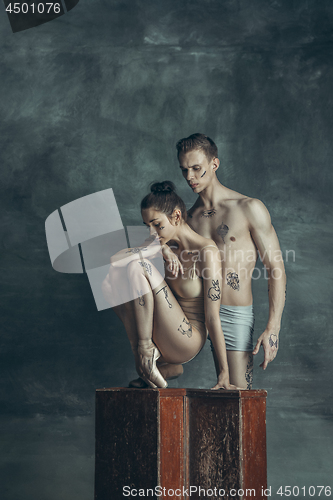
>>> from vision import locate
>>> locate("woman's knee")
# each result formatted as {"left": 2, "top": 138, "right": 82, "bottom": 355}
{"left": 126, "top": 258, "right": 151, "bottom": 278}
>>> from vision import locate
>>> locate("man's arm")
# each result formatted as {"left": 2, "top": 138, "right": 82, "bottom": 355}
{"left": 245, "top": 199, "right": 286, "bottom": 370}
{"left": 201, "top": 246, "right": 238, "bottom": 390}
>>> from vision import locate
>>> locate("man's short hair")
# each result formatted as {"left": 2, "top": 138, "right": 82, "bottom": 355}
{"left": 176, "top": 133, "right": 218, "bottom": 162}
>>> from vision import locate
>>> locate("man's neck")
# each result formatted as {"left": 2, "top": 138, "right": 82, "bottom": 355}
{"left": 197, "top": 176, "right": 229, "bottom": 209}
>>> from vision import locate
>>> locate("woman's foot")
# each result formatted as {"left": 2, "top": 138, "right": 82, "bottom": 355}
{"left": 128, "top": 363, "right": 183, "bottom": 388}
{"left": 137, "top": 340, "right": 168, "bottom": 388}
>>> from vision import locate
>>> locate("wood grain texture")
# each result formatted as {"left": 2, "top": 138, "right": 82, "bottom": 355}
{"left": 240, "top": 390, "right": 267, "bottom": 498}
{"left": 94, "top": 388, "right": 159, "bottom": 500}
{"left": 186, "top": 392, "right": 240, "bottom": 498}
{"left": 95, "top": 389, "right": 267, "bottom": 500}
{"left": 159, "top": 390, "right": 186, "bottom": 497}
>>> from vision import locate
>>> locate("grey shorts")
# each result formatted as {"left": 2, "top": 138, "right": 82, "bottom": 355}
{"left": 209, "top": 304, "right": 254, "bottom": 352}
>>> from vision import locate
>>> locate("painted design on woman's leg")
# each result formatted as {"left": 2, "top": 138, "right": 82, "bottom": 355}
{"left": 178, "top": 318, "right": 192, "bottom": 338}
{"left": 138, "top": 260, "right": 152, "bottom": 276}
{"left": 137, "top": 289, "right": 145, "bottom": 307}
{"left": 156, "top": 285, "right": 172, "bottom": 308}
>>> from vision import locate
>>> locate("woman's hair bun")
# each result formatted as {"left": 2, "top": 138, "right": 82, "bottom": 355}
{"left": 141, "top": 179, "right": 187, "bottom": 222}
{"left": 150, "top": 180, "right": 176, "bottom": 194}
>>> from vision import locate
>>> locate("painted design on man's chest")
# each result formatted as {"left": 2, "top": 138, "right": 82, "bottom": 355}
{"left": 226, "top": 271, "right": 240, "bottom": 291}
{"left": 200, "top": 208, "right": 217, "bottom": 218}
{"left": 216, "top": 221, "right": 229, "bottom": 243}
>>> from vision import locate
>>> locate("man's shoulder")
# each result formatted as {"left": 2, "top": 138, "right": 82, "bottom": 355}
{"left": 214, "top": 186, "right": 255, "bottom": 210}
{"left": 187, "top": 189, "right": 270, "bottom": 222}
{"left": 219, "top": 187, "right": 257, "bottom": 207}
{"left": 239, "top": 197, "right": 272, "bottom": 230}
{"left": 237, "top": 195, "right": 264, "bottom": 210}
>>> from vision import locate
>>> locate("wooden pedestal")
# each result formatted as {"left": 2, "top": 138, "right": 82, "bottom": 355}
{"left": 95, "top": 388, "right": 267, "bottom": 500}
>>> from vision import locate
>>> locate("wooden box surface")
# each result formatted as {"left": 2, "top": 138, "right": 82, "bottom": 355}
{"left": 95, "top": 388, "right": 267, "bottom": 500}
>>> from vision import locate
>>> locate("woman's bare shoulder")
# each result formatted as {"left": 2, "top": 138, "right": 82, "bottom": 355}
{"left": 197, "top": 238, "right": 219, "bottom": 258}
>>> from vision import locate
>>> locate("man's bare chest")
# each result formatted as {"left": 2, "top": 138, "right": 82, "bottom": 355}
{"left": 188, "top": 206, "right": 250, "bottom": 247}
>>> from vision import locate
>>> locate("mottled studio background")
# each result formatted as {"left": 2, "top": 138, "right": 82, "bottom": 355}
{"left": 1, "top": 1, "right": 333, "bottom": 499}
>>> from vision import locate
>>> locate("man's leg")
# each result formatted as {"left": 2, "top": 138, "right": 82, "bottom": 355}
{"left": 214, "top": 304, "right": 254, "bottom": 389}
{"left": 226, "top": 351, "right": 253, "bottom": 389}
{"left": 211, "top": 348, "right": 253, "bottom": 389}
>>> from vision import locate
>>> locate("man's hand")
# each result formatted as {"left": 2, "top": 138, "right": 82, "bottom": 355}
{"left": 162, "top": 245, "right": 184, "bottom": 278}
{"left": 253, "top": 329, "right": 279, "bottom": 370}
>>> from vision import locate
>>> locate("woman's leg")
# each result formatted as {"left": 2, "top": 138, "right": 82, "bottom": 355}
{"left": 104, "top": 265, "right": 183, "bottom": 386}
{"left": 125, "top": 258, "right": 205, "bottom": 385}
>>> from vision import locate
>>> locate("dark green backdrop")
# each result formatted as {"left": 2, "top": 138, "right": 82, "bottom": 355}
{"left": 0, "top": 1, "right": 332, "bottom": 499}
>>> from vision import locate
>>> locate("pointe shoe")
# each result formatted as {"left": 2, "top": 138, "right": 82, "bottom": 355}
{"left": 128, "top": 364, "right": 183, "bottom": 388}
{"left": 137, "top": 341, "right": 168, "bottom": 389}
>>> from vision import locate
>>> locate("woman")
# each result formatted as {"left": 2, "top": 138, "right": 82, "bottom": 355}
{"left": 103, "top": 181, "right": 236, "bottom": 390}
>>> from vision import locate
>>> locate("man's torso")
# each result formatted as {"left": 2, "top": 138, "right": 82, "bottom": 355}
{"left": 187, "top": 194, "right": 258, "bottom": 306}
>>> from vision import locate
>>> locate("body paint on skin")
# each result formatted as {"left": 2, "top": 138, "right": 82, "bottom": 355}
{"left": 137, "top": 289, "right": 145, "bottom": 306}
{"left": 156, "top": 285, "right": 172, "bottom": 308}
{"left": 207, "top": 279, "right": 221, "bottom": 301}
{"left": 138, "top": 260, "right": 152, "bottom": 276}
{"left": 217, "top": 222, "right": 229, "bottom": 244}
{"left": 201, "top": 208, "right": 217, "bottom": 218}
{"left": 227, "top": 271, "right": 240, "bottom": 291}
{"left": 245, "top": 356, "right": 253, "bottom": 389}
{"left": 126, "top": 247, "right": 147, "bottom": 254}
{"left": 269, "top": 333, "right": 278, "bottom": 348}
{"left": 178, "top": 317, "right": 192, "bottom": 338}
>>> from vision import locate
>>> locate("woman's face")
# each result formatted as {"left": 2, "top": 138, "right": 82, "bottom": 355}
{"left": 141, "top": 208, "right": 177, "bottom": 244}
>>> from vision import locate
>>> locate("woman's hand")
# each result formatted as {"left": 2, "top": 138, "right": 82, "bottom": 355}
{"left": 210, "top": 370, "right": 240, "bottom": 390}
{"left": 162, "top": 245, "right": 184, "bottom": 278}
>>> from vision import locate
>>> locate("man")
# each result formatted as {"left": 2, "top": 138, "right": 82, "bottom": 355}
{"left": 175, "top": 133, "right": 286, "bottom": 389}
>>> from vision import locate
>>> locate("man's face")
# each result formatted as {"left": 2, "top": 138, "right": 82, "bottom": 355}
{"left": 178, "top": 149, "right": 217, "bottom": 193}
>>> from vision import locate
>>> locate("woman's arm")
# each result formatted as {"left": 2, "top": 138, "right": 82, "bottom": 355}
{"left": 110, "top": 236, "right": 162, "bottom": 267}
{"left": 201, "top": 246, "right": 237, "bottom": 390}
{"left": 111, "top": 237, "right": 184, "bottom": 279}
